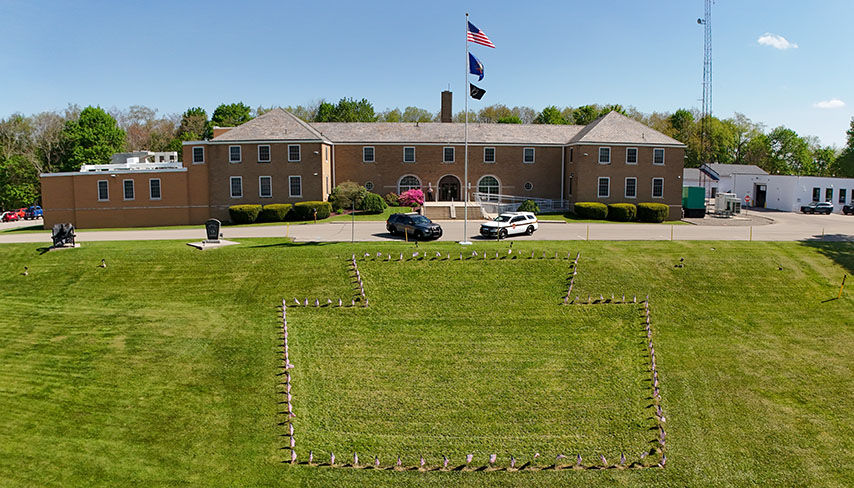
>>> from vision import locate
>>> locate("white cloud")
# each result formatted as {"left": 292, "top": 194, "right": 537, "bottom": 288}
{"left": 813, "top": 99, "right": 845, "bottom": 109}
{"left": 757, "top": 33, "right": 798, "bottom": 50}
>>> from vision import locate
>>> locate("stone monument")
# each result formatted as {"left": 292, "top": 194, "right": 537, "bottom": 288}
{"left": 205, "top": 219, "right": 221, "bottom": 243}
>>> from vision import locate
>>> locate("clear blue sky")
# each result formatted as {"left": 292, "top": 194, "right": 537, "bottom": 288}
{"left": 1, "top": 0, "right": 851, "bottom": 147}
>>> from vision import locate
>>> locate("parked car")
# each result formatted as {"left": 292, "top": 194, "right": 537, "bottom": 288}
{"left": 386, "top": 213, "right": 443, "bottom": 240}
{"left": 480, "top": 211, "right": 539, "bottom": 238}
{"left": 800, "top": 201, "right": 834, "bottom": 214}
{"left": 1, "top": 211, "right": 20, "bottom": 222}
{"left": 24, "top": 205, "right": 43, "bottom": 220}
{"left": 14, "top": 207, "right": 26, "bottom": 219}
{"left": 844, "top": 203, "right": 854, "bottom": 215}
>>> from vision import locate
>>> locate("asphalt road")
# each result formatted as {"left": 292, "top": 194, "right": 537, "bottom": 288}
{"left": 1, "top": 211, "right": 852, "bottom": 244}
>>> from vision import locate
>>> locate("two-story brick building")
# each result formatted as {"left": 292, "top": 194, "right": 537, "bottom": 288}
{"left": 40, "top": 101, "right": 685, "bottom": 228}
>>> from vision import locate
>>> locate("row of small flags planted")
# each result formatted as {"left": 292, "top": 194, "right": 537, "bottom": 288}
{"left": 354, "top": 248, "right": 576, "bottom": 263}
{"left": 644, "top": 299, "right": 667, "bottom": 467}
{"left": 281, "top": 300, "right": 296, "bottom": 463}
{"left": 562, "top": 252, "right": 581, "bottom": 304}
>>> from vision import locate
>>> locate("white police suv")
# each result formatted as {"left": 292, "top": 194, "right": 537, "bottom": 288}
{"left": 480, "top": 211, "right": 538, "bottom": 238}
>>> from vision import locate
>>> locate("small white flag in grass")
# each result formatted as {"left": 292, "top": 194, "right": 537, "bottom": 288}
{"left": 576, "top": 453, "right": 582, "bottom": 466}
{"left": 397, "top": 455, "right": 402, "bottom": 467}
{"left": 338, "top": 298, "right": 343, "bottom": 307}
{"left": 291, "top": 449, "right": 297, "bottom": 463}
{"left": 315, "top": 299, "right": 319, "bottom": 307}
{"left": 658, "top": 455, "right": 666, "bottom": 468}
{"left": 375, "top": 456, "right": 380, "bottom": 468}
{"left": 600, "top": 454, "right": 607, "bottom": 466}
{"left": 420, "top": 455, "right": 425, "bottom": 468}
{"left": 304, "top": 298, "right": 308, "bottom": 306}
{"left": 510, "top": 455, "right": 516, "bottom": 469}
{"left": 466, "top": 454, "right": 473, "bottom": 465}
{"left": 354, "top": 452, "right": 359, "bottom": 466}
{"left": 330, "top": 452, "right": 335, "bottom": 465}
{"left": 289, "top": 436, "right": 295, "bottom": 449}
{"left": 556, "top": 453, "right": 567, "bottom": 462}
{"left": 443, "top": 455, "right": 449, "bottom": 469}
{"left": 489, "top": 453, "right": 497, "bottom": 465}
{"left": 309, "top": 450, "right": 313, "bottom": 464}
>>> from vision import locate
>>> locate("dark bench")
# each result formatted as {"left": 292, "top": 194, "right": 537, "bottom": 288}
{"left": 51, "top": 223, "right": 76, "bottom": 247}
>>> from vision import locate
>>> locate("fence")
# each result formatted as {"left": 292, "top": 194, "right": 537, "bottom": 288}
{"left": 473, "top": 192, "right": 569, "bottom": 214}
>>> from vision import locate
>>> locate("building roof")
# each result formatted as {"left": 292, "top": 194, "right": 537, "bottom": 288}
{"left": 683, "top": 168, "right": 701, "bottom": 181}
{"left": 212, "top": 108, "right": 327, "bottom": 142}
{"left": 570, "top": 111, "right": 685, "bottom": 147}
{"left": 311, "top": 121, "right": 582, "bottom": 145}
{"left": 701, "top": 163, "right": 768, "bottom": 180}
{"left": 208, "top": 108, "right": 684, "bottom": 147}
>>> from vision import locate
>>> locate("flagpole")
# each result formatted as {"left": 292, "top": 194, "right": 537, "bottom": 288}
{"left": 461, "top": 12, "right": 472, "bottom": 245}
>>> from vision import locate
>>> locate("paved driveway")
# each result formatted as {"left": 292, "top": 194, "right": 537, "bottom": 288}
{"left": 1, "top": 212, "right": 851, "bottom": 244}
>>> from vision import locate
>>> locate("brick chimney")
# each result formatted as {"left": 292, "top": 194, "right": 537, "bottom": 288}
{"left": 440, "top": 90, "right": 452, "bottom": 123}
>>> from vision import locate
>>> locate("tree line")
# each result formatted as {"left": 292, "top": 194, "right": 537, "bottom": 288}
{"left": 1, "top": 98, "right": 852, "bottom": 209}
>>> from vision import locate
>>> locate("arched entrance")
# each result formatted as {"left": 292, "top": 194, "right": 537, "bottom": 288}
{"left": 438, "top": 175, "right": 461, "bottom": 201}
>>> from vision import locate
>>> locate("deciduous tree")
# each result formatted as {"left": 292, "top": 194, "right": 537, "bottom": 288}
{"left": 58, "top": 106, "right": 125, "bottom": 171}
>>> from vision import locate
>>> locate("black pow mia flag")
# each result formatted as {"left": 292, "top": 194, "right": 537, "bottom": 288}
{"left": 469, "top": 83, "right": 486, "bottom": 100}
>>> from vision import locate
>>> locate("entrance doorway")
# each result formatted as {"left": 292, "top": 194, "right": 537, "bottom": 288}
{"left": 438, "top": 175, "right": 461, "bottom": 201}
{"left": 754, "top": 184, "right": 767, "bottom": 208}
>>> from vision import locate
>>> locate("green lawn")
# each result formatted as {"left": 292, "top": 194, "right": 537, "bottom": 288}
{"left": 537, "top": 213, "right": 690, "bottom": 224}
{"left": 0, "top": 239, "right": 851, "bottom": 487}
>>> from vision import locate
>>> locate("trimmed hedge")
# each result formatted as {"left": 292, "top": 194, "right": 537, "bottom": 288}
{"left": 228, "top": 205, "right": 262, "bottom": 224}
{"left": 607, "top": 203, "right": 637, "bottom": 222}
{"left": 572, "top": 202, "right": 608, "bottom": 220}
{"left": 637, "top": 202, "right": 670, "bottom": 223}
{"left": 259, "top": 203, "right": 292, "bottom": 222}
{"left": 517, "top": 199, "right": 540, "bottom": 214}
{"left": 360, "top": 192, "right": 388, "bottom": 214}
{"left": 290, "top": 201, "right": 332, "bottom": 221}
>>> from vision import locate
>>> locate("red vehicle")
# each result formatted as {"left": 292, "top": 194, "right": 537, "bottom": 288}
{"left": 1, "top": 211, "right": 20, "bottom": 222}
{"left": 14, "top": 208, "right": 26, "bottom": 218}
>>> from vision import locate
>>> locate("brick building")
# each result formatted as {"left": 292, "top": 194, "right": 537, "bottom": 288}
{"left": 40, "top": 104, "right": 685, "bottom": 228}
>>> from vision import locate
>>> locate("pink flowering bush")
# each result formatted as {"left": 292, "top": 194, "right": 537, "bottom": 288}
{"left": 398, "top": 189, "right": 424, "bottom": 208}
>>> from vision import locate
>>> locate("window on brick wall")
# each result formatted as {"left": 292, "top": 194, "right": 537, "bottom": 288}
{"left": 123, "top": 180, "right": 135, "bottom": 200}
{"left": 652, "top": 178, "right": 664, "bottom": 198}
{"left": 259, "top": 176, "right": 272, "bottom": 198}
{"left": 149, "top": 178, "right": 161, "bottom": 200}
{"left": 598, "top": 177, "right": 610, "bottom": 198}
{"left": 229, "top": 145, "right": 241, "bottom": 163}
{"left": 625, "top": 177, "right": 637, "bottom": 198}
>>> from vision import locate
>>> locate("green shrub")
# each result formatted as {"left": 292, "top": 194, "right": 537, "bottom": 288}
{"left": 637, "top": 202, "right": 670, "bottom": 223}
{"left": 328, "top": 182, "right": 367, "bottom": 211}
{"left": 360, "top": 192, "right": 387, "bottom": 214}
{"left": 517, "top": 199, "right": 540, "bottom": 214}
{"left": 290, "top": 201, "right": 332, "bottom": 221}
{"left": 607, "top": 203, "right": 637, "bottom": 222}
{"left": 259, "top": 203, "right": 292, "bottom": 222}
{"left": 228, "top": 205, "right": 262, "bottom": 224}
{"left": 384, "top": 192, "right": 399, "bottom": 206}
{"left": 571, "top": 202, "right": 608, "bottom": 220}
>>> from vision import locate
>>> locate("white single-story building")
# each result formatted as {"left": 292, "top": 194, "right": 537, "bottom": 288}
{"left": 731, "top": 173, "right": 854, "bottom": 212}
{"left": 683, "top": 164, "right": 769, "bottom": 199}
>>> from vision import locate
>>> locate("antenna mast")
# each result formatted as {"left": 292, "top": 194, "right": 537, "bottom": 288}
{"left": 698, "top": 0, "right": 712, "bottom": 164}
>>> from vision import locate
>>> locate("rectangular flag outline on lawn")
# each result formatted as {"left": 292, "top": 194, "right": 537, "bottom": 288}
{"left": 467, "top": 21, "right": 496, "bottom": 48}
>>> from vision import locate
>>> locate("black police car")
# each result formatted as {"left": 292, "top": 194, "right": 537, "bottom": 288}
{"left": 386, "top": 213, "right": 443, "bottom": 240}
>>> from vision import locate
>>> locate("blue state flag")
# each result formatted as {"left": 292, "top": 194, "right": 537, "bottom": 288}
{"left": 468, "top": 52, "right": 484, "bottom": 81}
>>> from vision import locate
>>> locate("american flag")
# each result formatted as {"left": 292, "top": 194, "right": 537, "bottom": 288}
{"left": 467, "top": 21, "right": 496, "bottom": 48}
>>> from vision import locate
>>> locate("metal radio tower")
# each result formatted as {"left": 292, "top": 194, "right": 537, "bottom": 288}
{"left": 698, "top": 0, "right": 712, "bottom": 164}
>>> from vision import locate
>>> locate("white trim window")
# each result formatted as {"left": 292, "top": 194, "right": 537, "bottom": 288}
{"left": 363, "top": 146, "right": 375, "bottom": 163}
{"left": 523, "top": 147, "right": 535, "bottom": 164}
{"left": 259, "top": 176, "right": 272, "bottom": 198}
{"left": 653, "top": 148, "right": 665, "bottom": 165}
{"left": 483, "top": 147, "right": 495, "bottom": 163}
{"left": 626, "top": 147, "right": 638, "bottom": 165}
{"left": 97, "top": 180, "right": 109, "bottom": 201}
{"left": 477, "top": 175, "right": 500, "bottom": 201}
{"left": 229, "top": 145, "right": 242, "bottom": 163}
{"left": 149, "top": 178, "right": 161, "bottom": 200}
{"left": 289, "top": 175, "right": 302, "bottom": 198}
{"left": 403, "top": 146, "right": 416, "bottom": 163}
{"left": 652, "top": 177, "right": 664, "bottom": 198}
{"left": 230, "top": 176, "right": 243, "bottom": 198}
{"left": 123, "top": 179, "right": 135, "bottom": 200}
{"left": 258, "top": 145, "right": 271, "bottom": 163}
{"left": 288, "top": 145, "right": 301, "bottom": 162}
{"left": 597, "top": 177, "right": 610, "bottom": 198}
{"left": 192, "top": 146, "right": 205, "bottom": 164}
{"left": 443, "top": 146, "right": 455, "bottom": 163}
{"left": 599, "top": 147, "right": 611, "bottom": 164}
{"left": 398, "top": 174, "right": 421, "bottom": 193}
{"left": 624, "top": 177, "right": 637, "bottom": 198}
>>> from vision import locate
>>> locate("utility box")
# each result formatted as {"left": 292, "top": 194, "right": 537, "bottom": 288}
{"left": 682, "top": 186, "right": 706, "bottom": 218}
{"left": 715, "top": 192, "right": 741, "bottom": 216}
